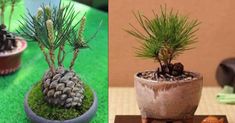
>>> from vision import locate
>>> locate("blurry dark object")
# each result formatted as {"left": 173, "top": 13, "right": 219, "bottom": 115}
{"left": 74, "top": 0, "right": 108, "bottom": 12}
{"left": 216, "top": 58, "right": 235, "bottom": 90}
{"left": 0, "top": 25, "right": 17, "bottom": 52}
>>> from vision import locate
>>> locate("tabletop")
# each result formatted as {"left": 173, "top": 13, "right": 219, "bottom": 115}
{"left": 0, "top": 0, "right": 108, "bottom": 122}
{"left": 109, "top": 87, "right": 235, "bottom": 123}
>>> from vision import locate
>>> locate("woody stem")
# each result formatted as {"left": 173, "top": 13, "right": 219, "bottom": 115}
{"left": 69, "top": 49, "right": 79, "bottom": 70}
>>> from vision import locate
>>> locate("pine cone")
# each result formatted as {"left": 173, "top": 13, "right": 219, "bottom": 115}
{"left": 172, "top": 62, "right": 184, "bottom": 76}
{"left": 42, "top": 66, "right": 85, "bottom": 108}
{"left": 161, "top": 63, "right": 173, "bottom": 74}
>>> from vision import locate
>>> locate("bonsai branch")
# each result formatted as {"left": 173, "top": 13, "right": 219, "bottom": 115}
{"left": 8, "top": 1, "right": 15, "bottom": 31}
{"left": 57, "top": 44, "right": 65, "bottom": 66}
{"left": 70, "top": 49, "right": 79, "bottom": 70}
{"left": 49, "top": 48, "right": 55, "bottom": 67}
{"left": 38, "top": 43, "right": 55, "bottom": 73}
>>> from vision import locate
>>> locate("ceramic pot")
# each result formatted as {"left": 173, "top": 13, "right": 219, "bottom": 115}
{"left": 134, "top": 71, "right": 203, "bottom": 122}
{"left": 0, "top": 39, "right": 27, "bottom": 75}
{"left": 24, "top": 86, "right": 98, "bottom": 123}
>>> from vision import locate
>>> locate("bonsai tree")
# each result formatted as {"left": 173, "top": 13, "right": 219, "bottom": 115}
{"left": 18, "top": 3, "right": 97, "bottom": 108}
{"left": 0, "top": 0, "right": 20, "bottom": 52}
{"left": 126, "top": 6, "right": 199, "bottom": 81}
{"left": 128, "top": 6, "right": 203, "bottom": 122}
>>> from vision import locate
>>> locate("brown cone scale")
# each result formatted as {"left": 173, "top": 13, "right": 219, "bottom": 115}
{"left": 42, "top": 66, "right": 85, "bottom": 108}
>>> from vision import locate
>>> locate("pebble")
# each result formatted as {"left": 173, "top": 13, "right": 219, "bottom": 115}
{"left": 140, "top": 71, "right": 195, "bottom": 81}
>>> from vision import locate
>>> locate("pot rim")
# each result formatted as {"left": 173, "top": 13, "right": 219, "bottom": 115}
{"left": 24, "top": 84, "right": 98, "bottom": 123}
{"left": 134, "top": 70, "right": 203, "bottom": 84}
{"left": 0, "top": 37, "right": 27, "bottom": 57}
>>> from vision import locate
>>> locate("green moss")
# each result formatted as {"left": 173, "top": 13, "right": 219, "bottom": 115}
{"left": 28, "top": 81, "right": 94, "bottom": 120}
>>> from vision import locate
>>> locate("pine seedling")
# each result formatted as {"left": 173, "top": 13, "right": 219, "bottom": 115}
{"left": 126, "top": 6, "right": 199, "bottom": 78}
{"left": 18, "top": 3, "right": 100, "bottom": 108}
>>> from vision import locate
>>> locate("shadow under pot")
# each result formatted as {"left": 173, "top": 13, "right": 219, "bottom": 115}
{"left": 134, "top": 71, "right": 203, "bottom": 122}
{"left": 0, "top": 38, "right": 27, "bottom": 75}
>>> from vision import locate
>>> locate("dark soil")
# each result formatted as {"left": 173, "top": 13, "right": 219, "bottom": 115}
{"left": 137, "top": 62, "right": 196, "bottom": 81}
{"left": 137, "top": 71, "right": 195, "bottom": 81}
{"left": 0, "top": 24, "right": 17, "bottom": 52}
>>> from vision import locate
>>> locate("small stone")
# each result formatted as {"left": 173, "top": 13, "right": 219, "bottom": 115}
{"left": 185, "top": 77, "right": 192, "bottom": 80}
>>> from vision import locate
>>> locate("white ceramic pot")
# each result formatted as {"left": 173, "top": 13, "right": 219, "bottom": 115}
{"left": 134, "top": 71, "right": 203, "bottom": 122}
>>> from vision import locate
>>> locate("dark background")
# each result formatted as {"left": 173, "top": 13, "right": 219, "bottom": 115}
{"left": 74, "top": 0, "right": 108, "bottom": 12}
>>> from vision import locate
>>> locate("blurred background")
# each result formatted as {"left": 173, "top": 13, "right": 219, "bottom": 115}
{"left": 109, "top": 0, "right": 235, "bottom": 87}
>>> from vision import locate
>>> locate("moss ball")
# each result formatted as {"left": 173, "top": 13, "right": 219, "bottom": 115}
{"left": 28, "top": 81, "right": 94, "bottom": 120}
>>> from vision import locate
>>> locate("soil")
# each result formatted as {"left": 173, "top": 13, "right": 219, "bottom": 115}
{"left": 137, "top": 71, "right": 196, "bottom": 82}
{"left": 0, "top": 40, "right": 20, "bottom": 55}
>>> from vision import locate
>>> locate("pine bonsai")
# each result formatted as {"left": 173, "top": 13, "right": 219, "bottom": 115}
{"left": 18, "top": 3, "right": 98, "bottom": 108}
{"left": 126, "top": 6, "right": 200, "bottom": 81}
{"left": 0, "top": 0, "right": 21, "bottom": 52}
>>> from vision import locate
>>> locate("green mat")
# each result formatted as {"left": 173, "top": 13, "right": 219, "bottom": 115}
{"left": 0, "top": 0, "right": 108, "bottom": 123}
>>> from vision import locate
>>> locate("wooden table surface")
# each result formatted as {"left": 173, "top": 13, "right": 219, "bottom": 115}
{"left": 109, "top": 87, "right": 235, "bottom": 123}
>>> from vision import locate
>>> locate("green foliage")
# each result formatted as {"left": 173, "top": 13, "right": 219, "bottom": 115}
{"left": 126, "top": 6, "right": 199, "bottom": 66}
{"left": 28, "top": 81, "right": 94, "bottom": 120}
{"left": 18, "top": 3, "right": 82, "bottom": 50}
{"left": 0, "top": 0, "right": 21, "bottom": 27}
{"left": 18, "top": 2, "right": 100, "bottom": 72}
